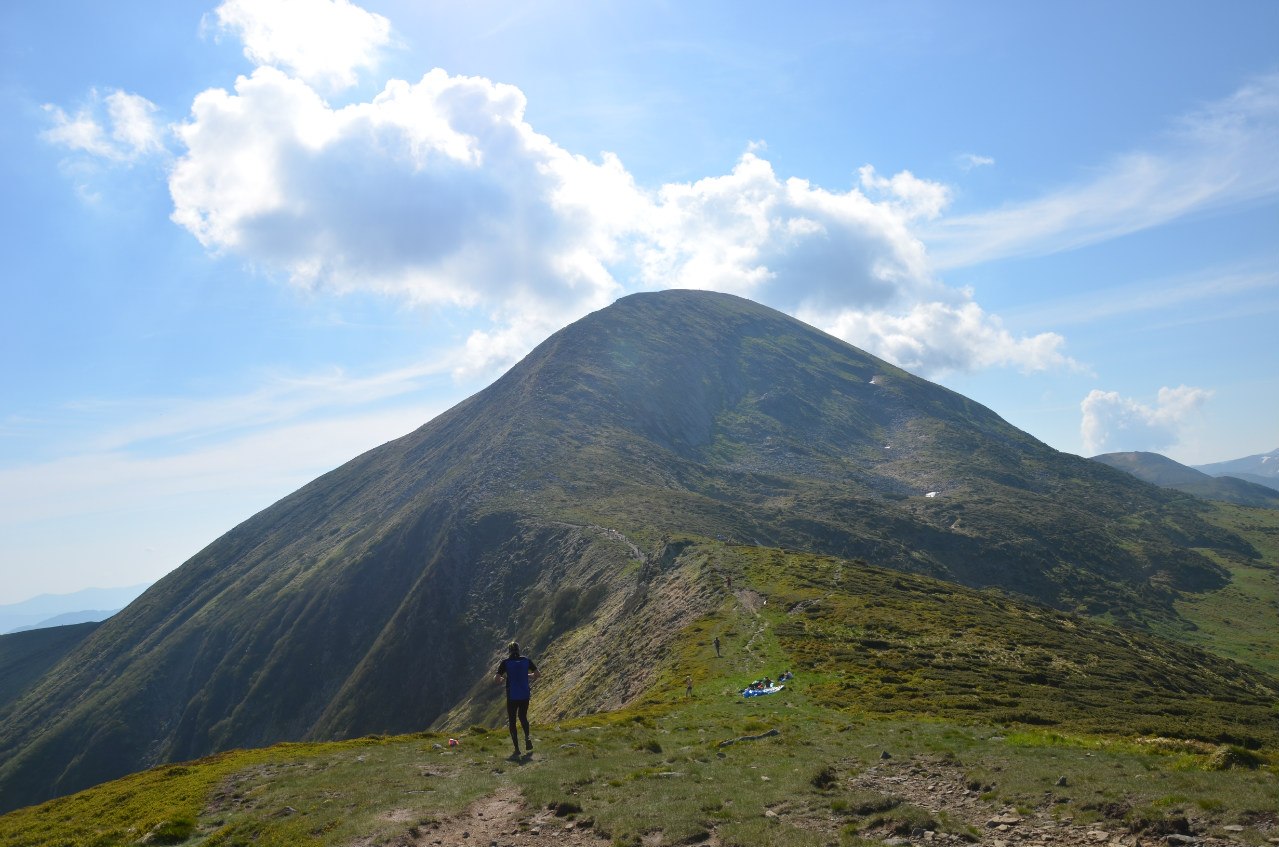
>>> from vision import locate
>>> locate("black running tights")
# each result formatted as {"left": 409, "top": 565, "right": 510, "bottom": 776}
{"left": 506, "top": 698, "right": 529, "bottom": 747}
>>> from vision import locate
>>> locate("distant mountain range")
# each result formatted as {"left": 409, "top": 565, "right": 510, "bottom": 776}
{"left": 0, "top": 584, "right": 150, "bottom": 634}
{"left": 0, "top": 291, "right": 1269, "bottom": 813}
{"left": 1193, "top": 448, "right": 1279, "bottom": 492}
{"left": 1092, "top": 451, "right": 1279, "bottom": 508}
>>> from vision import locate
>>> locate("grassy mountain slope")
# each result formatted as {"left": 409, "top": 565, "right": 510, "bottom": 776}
{"left": 1149, "top": 503, "right": 1279, "bottom": 677}
{"left": 1217, "top": 471, "right": 1279, "bottom": 493}
{"left": 1, "top": 543, "right": 1275, "bottom": 847}
{"left": 0, "top": 291, "right": 1267, "bottom": 813}
{"left": 1093, "top": 452, "right": 1279, "bottom": 508}
{"left": 0, "top": 622, "right": 100, "bottom": 713}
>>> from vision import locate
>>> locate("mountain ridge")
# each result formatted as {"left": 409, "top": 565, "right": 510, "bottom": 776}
{"left": 1194, "top": 449, "right": 1279, "bottom": 492}
{"left": 1092, "top": 450, "right": 1279, "bottom": 508}
{"left": 0, "top": 584, "right": 149, "bottom": 634}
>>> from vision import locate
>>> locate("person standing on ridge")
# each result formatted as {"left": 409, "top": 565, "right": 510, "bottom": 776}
{"left": 495, "top": 641, "right": 539, "bottom": 758}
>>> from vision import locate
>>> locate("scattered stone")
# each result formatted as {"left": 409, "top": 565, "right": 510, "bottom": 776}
{"left": 717, "top": 728, "right": 781, "bottom": 748}
{"left": 1056, "top": 776, "right": 1069, "bottom": 787}
{"left": 764, "top": 809, "right": 778, "bottom": 818}
{"left": 1165, "top": 836, "right": 1197, "bottom": 845}
{"left": 1088, "top": 831, "right": 1109, "bottom": 842}
{"left": 880, "top": 750, "right": 893, "bottom": 759}
{"left": 989, "top": 814, "right": 1023, "bottom": 827}
{"left": 1223, "top": 825, "right": 1245, "bottom": 833}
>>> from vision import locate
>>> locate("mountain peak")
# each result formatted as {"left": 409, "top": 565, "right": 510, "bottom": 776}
{"left": 0, "top": 292, "right": 1253, "bottom": 811}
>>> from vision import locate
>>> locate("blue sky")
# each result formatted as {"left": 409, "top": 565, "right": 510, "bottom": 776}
{"left": 2, "top": 0, "right": 1277, "bottom": 604}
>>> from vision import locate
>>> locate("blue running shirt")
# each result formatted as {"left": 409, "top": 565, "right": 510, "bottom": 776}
{"left": 497, "top": 656, "right": 538, "bottom": 701}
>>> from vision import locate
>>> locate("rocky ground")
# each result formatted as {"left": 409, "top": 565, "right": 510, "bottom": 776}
{"left": 392, "top": 752, "right": 1277, "bottom": 847}
{"left": 847, "top": 756, "right": 1277, "bottom": 847}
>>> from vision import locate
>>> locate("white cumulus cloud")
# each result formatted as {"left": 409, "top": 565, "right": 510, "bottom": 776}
{"left": 810, "top": 300, "right": 1072, "bottom": 377}
{"left": 154, "top": 1, "right": 1075, "bottom": 379}
{"left": 211, "top": 0, "right": 392, "bottom": 91}
{"left": 1080, "top": 385, "right": 1213, "bottom": 455}
{"left": 636, "top": 154, "right": 940, "bottom": 313}
{"left": 169, "top": 66, "right": 636, "bottom": 351}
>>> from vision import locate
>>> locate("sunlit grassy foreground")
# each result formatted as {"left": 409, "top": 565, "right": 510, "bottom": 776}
{"left": 2, "top": 540, "right": 1276, "bottom": 847}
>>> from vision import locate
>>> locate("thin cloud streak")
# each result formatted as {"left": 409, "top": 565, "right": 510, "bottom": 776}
{"left": 0, "top": 403, "right": 447, "bottom": 528}
{"left": 76, "top": 358, "right": 461, "bottom": 453}
{"left": 925, "top": 73, "right": 1279, "bottom": 270}
{"left": 1000, "top": 264, "right": 1279, "bottom": 329}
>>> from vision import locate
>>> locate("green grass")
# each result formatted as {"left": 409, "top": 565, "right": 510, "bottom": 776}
{"left": 3, "top": 541, "right": 1277, "bottom": 847}
{"left": 10, "top": 703, "right": 1269, "bottom": 847}
{"left": 736, "top": 545, "right": 1279, "bottom": 748}
{"left": 1157, "top": 503, "right": 1279, "bottom": 676}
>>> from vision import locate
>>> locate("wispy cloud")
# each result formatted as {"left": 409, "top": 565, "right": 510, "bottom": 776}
{"left": 957, "top": 152, "right": 995, "bottom": 171}
{"left": 1001, "top": 263, "right": 1279, "bottom": 329}
{"left": 0, "top": 371, "right": 456, "bottom": 528}
{"left": 41, "top": 89, "right": 167, "bottom": 162}
{"left": 925, "top": 73, "right": 1279, "bottom": 269}
{"left": 77, "top": 360, "right": 457, "bottom": 454}
{"left": 0, "top": 357, "right": 464, "bottom": 602}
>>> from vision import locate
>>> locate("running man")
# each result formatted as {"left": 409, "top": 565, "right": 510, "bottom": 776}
{"left": 495, "top": 641, "right": 539, "bottom": 757}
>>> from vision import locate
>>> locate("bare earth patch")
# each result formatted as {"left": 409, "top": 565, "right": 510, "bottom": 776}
{"left": 406, "top": 785, "right": 611, "bottom": 847}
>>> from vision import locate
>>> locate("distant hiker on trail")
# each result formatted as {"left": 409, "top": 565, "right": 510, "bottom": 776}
{"left": 713, "top": 636, "right": 721, "bottom": 658}
{"left": 495, "top": 641, "right": 539, "bottom": 758}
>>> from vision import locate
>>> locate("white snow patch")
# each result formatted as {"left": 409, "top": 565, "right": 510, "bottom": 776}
{"left": 925, "top": 491, "right": 939, "bottom": 498}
